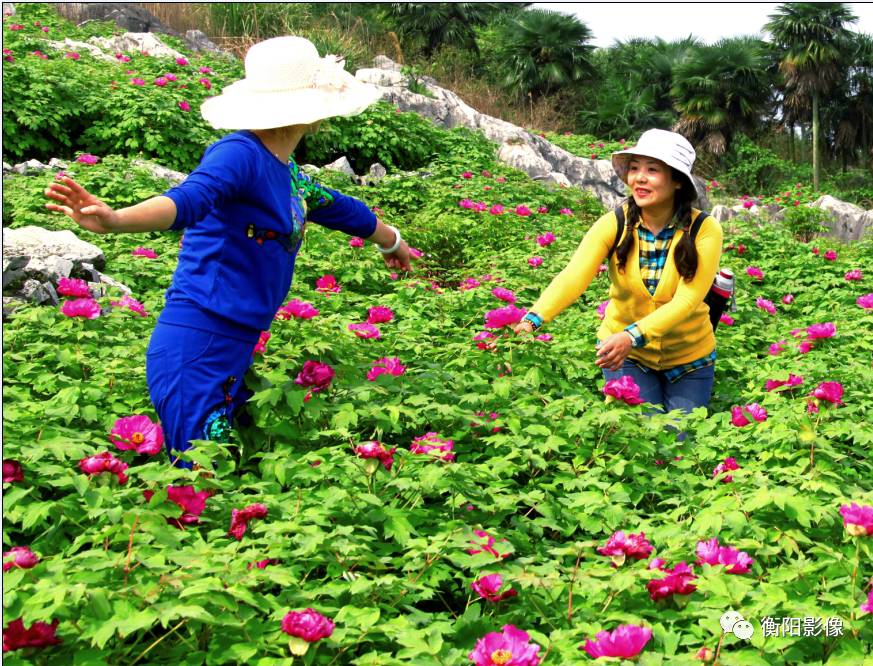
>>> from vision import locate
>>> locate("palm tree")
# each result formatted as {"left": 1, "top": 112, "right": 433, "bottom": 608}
{"left": 671, "top": 37, "right": 773, "bottom": 156}
{"left": 495, "top": 9, "right": 596, "bottom": 99}
{"left": 764, "top": 3, "right": 858, "bottom": 189}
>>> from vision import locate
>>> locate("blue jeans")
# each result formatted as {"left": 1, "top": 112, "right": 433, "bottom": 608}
{"left": 602, "top": 360, "right": 715, "bottom": 414}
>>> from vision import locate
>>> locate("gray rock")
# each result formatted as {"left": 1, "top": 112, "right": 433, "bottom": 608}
{"left": 324, "top": 156, "right": 356, "bottom": 177}
{"left": 368, "top": 163, "right": 387, "bottom": 181}
{"left": 3, "top": 3, "right": 14, "bottom": 17}
{"left": 132, "top": 159, "right": 187, "bottom": 186}
{"left": 53, "top": 3, "right": 174, "bottom": 35}
{"left": 43, "top": 37, "right": 117, "bottom": 62}
{"left": 4, "top": 226, "right": 106, "bottom": 272}
{"left": 48, "top": 158, "right": 69, "bottom": 170}
{"left": 88, "top": 32, "right": 185, "bottom": 60}
{"left": 184, "top": 29, "right": 220, "bottom": 53}
{"left": 2, "top": 256, "right": 27, "bottom": 290}
{"left": 710, "top": 205, "right": 737, "bottom": 223}
{"left": 2, "top": 162, "right": 11, "bottom": 175}
{"left": 3, "top": 296, "right": 27, "bottom": 321}
{"left": 356, "top": 67, "right": 408, "bottom": 88}
{"left": 24, "top": 255, "right": 74, "bottom": 283}
{"left": 809, "top": 195, "right": 873, "bottom": 242}
{"left": 373, "top": 55, "right": 403, "bottom": 72}
{"left": 300, "top": 164, "right": 321, "bottom": 175}
{"left": 21, "top": 279, "right": 58, "bottom": 305}
{"left": 13, "top": 159, "right": 50, "bottom": 175}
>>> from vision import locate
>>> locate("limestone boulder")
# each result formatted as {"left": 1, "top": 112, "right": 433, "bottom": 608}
{"left": 809, "top": 195, "right": 873, "bottom": 242}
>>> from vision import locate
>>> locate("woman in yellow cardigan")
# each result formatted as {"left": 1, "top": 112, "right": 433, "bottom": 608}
{"left": 515, "top": 129, "right": 723, "bottom": 413}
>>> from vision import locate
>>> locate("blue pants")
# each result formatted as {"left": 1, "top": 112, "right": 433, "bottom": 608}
{"left": 145, "top": 322, "right": 256, "bottom": 467}
{"left": 602, "top": 360, "right": 715, "bottom": 414}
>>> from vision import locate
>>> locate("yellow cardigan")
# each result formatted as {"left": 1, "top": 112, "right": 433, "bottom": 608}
{"left": 530, "top": 207, "right": 723, "bottom": 369}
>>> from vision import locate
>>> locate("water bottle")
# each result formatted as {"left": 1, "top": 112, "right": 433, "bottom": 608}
{"left": 705, "top": 268, "right": 734, "bottom": 331}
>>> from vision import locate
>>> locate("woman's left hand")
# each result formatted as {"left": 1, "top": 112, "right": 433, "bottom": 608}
{"left": 382, "top": 241, "right": 413, "bottom": 272}
{"left": 594, "top": 332, "right": 633, "bottom": 371}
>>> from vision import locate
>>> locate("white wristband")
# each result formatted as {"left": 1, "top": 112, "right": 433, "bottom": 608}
{"left": 376, "top": 225, "right": 401, "bottom": 254}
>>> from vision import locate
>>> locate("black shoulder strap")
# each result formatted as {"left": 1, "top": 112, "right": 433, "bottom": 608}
{"left": 688, "top": 209, "right": 709, "bottom": 240}
{"left": 607, "top": 203, "right": 626, "bottom": 259}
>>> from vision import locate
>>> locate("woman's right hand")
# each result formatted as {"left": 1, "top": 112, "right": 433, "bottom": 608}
{"left": 45, "top": 177, "right": 120, "bottom": 234}
{"left": 512, "top": 320, "right": 534, "bottom": 335}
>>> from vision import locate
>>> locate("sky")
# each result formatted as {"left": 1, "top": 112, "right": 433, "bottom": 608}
{"left": 534, "top": 3, "right": 873, "bottom": 48}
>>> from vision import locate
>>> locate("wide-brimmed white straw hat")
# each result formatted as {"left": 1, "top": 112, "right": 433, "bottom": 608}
{"left": 611, "top": 129, "right": 696, "bottom": 187}
{"left": 200, "top": 35, "right": 382, "bottom": 130}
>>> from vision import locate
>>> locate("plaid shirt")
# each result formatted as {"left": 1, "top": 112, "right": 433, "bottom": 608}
{"left": 624, "top": 221, "right": 716, "bottom": 382}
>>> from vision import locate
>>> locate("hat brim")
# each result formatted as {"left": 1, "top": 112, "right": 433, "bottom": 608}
{"left": 200, "top": 76, "right": 383, "bottom": 130}
{"left": 611, "top": 148, "right": 694, "bottom": 187}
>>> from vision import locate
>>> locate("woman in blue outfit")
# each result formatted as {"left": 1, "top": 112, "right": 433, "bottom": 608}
{"left": 45, "top": 36, "right": 413, "bottom": 467}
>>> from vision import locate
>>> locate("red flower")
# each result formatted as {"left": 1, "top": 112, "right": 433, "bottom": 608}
{"left": 3, "top": 618, "right": 60, "bottom": 652}
{"left": 79, "top": 451, "right": 128, "bottom": 484}
{"left": 281, "top": 608, "right": 334, "bottom": 642}
{"left": 3, "top": 460, "right": 23, "bottom": 483}
{"left": 228, "top": 503, "right": 268, "bottom": 540}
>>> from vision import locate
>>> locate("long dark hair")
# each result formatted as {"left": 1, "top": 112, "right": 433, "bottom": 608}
{"left": 615, "top": 169, "right": 699, "bottom": 281}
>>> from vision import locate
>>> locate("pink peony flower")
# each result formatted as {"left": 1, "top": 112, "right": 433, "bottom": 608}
{"left": 199, "top": 66, "right": 212, "bottom": 74}
{"left": 410, "top": 432, "right": 455, "bottom": 462}
{"left": 154, "top": 76, "right": 168, "bottom": 87}
{"left": 3, "top": 618, "right": 61, "bottom": 652}
{"left": 515, "top": 205, "right": 531, "bottom": 217}
{"left": 537, "top": 206, "right": 548, "bottom": 214}
{"left": 782, "top": 294, "right": 794, "bottom": 305}
{"left": 603, "top": 376, "right": 645, "bottom": 406}
{"left": 861, "top": 588, "right": 873, "bottom": 614}
{"left": 496, "top": 176, "right": 506, "bottom": 183}
{"left": 492, "top": 287, "right": 516, "bottom": 304}
{"left": 730, "top": 403, "right": 767, "bottom": 427}
{"left": 8, "top": 24, "right": 23, "bottom": 30}
{"left": 253, "top": 330, "right": 270, "bottom": 355}
{"left": 471, "top": 574, "right": 518, "bottom": 603}
{"left": 460, "top": 277, "right": 482, "bottom": 291}
{"left": 712, "top": 457, "right": 740, "bottom": 483}
{"left": 348, "top": 322, "right": 381, "bottom": 339}
{"left": 719, "top": 313, "right": 734, "bottom": 326}
{"left": 489, "top": 204, "right": 505, "bottom": 215}
{"left": 857, "top": 293, "right": 873, "bottom": 309}
{"left": 3, "top": 460, "right": 23, "bottom": 483}
{"left": 2, "top": 547, "right": 39, "bottom": 572}
{"left": 765, "top": 374, "right": 803, "bottom": 391}
{"left": 110, "top": 294, "right": 148, "bottom": 317}
{"left": 248, "top": 558, "right": 279, "bottom": 569}
{"left": 367, "top": 306, "right": 394, "bottom": 324}
{"left": 768, "top": 340, "right": 786, "bottom": 355}
{"left": 535, "top": 333, "right": 552, "bottom": 342}
{"left": 110, "top": 414, "right": 164, "bottom": 455}
{"left": 315, "top": 274, "right": 341, "bottom": 293}
{"left": 824, "top": 250, "right": 837, "bottom": 261}
{"left": 295, "top": 361, "right": 334, "bottom": 393}
{"left": 61, "top": 298, "right": 101, "bottom": 319}
{"left": 646, "top": 561, "right": 697, "bottom": 600}
{"left": 559, "top": 208, "right": 573, "bottom": 215}
{"left": 276, "top": 299, "right": 319, "bottom": 320}
{"left": 56, "top": 277, "right": 91, "bottom": 298}
{"left": 798, "top": 340, "right": 814, "bottom": 353}
{"left": 597, "top": 531, "right": 653, "bottom": 566}
{"left": 696, "top": 538, "right": 754, "bottom": 574}
{"left": 811, "top": 381, "right": 843, "bottom": 405}
{"left": 281, "top": 608, "right": 334, "bottom": 642}
{"left": 528, "top": 256, "right": 543, "bottom": 268}
{"left": 845, "top": 270, "right": 863, "bottom": 281}
{"left": 65, "top": 51, "right": 80, "bottom": 60}
{"left": 175, "top": 57, "right": 189, "bottom": 66}
{"left": 596, "top": 299, "right": 610, "bottom": 320}
{"left": 355, "top": 441, "right": 396, "bottom": 470}
{"left": 198, "top": 77, "right": 211, "bottom": 90}
{"left": 582, "top": 624, "right": 653, "bottom": 660}
{"left": 536, "top": 232, "right": 556, "bottom": 247}
{"left": 145, "top": 485, "right": 210, "bottom": 527}
{"left": 474, "top": 331, "right": 496, "bottom": 350}
{"left": 79, "top": 451, "right": 128, "bottom": 484}
{"left": 746, "top": 266, "right": 764, "bottom": 280}
{"left": 228, "top": 503, "right": 268, "bottom": 540}
{"left": 840, "top": 503, "right": 873, "bottom": 536}
{"left": 348, "top": 236, "right": 364, "bottom": 248}
{"left": 130, "top": 77, "right": 146, "bottom": 86}
{"left": 756, "top": 297, "right": 776, "bottom": 314}
{"left": 164, "top": 73, "right": 177, "bottom": 82}
{"left": 178, "top": 100, "right": 191, "bottom": 112}
{"left": 76, "top": 153, "right": 99, "bottom": 165}
{"left": 484, "top": 305, "right": 526, "bottom": 329}
{"left": 367, "top": 356, "right": 406, "bottom": 381}
{"left": 807, "top": 322, "right": 836, "bottom": 340}
{"left": 461, "top": 171, "right": 473, "bottom": 179}
{"left": 131, "top": 247, "right": 157, "bottom": 259}
{"left": 115, "top": 53, "right": 131, "bottom": 62}
{"left": 468, "top": 625, "right": 541, "bottom": 666}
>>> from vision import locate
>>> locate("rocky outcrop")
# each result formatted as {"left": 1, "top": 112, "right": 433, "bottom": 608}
{"left": 87, "top": 32, "right": 185, "bottom": 61}
{"left": 809, "top": 195, "right": 873, "bottom": 243}
{"left": 356, "top": 56, "right": 711, "bottom": 211}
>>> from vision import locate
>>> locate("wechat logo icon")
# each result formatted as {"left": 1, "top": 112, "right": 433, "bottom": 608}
{"left": 721, "top": 610, "right": 754, "bottom": 641}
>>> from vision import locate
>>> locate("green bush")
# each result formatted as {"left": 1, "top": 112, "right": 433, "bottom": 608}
{"left": 722, "top": 135, "right": 805, "bottom": 195}
{"left": 780, "top": 205, "right": 831, "bottom": 242}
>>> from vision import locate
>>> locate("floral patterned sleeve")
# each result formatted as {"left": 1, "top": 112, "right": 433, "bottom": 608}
{"left": 289, "top": 159, "right": 335, "bottom": 217}
{"left": 289, "top": 159, "right": 377, "bottom": 238}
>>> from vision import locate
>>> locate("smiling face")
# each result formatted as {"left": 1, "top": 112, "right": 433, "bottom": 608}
{"left": 626, "top": 156, "right": 681, "bottom": 212}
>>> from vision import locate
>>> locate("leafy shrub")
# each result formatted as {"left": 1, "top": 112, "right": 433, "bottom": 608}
{"left": 543, "top": 132, "right": 637, "bottom": 161}
{"left": 722, "top": 135, "right": 805, "bottom": 195}
{"left": 779, "top": 205, "right": 831, "bottom": 242}
{"left": 824, "top": 170, "right": 873, "bottom": 209}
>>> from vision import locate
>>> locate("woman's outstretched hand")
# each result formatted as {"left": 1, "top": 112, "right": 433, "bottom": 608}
{"left": 45, "top": 176, "right": 119, "bottom": 234}
{"left": 595, "top": 332, "right": 633, "bottom": 372}
{"left": 512, "top": 320, "right": 534, "bottom": 335}
{"left": 382, "top": 241, "right": 413, "bottom": 272}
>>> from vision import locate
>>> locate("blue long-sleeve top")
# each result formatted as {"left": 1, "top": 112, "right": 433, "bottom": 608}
{"left": 160, "top": 130, "right": 377, "bottom": 339}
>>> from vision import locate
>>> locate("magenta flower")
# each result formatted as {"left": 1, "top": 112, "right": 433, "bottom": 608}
{"left": 367, "top": 306, "right": 394, "bottom": 324}
{"left": 253, "top": 330, "right": 270, "bottom": 355}
{"left": 295, "top": 361, "right": 334, "bottom": 393}
{"left": 79, "top": 451, "right": 129, "bottom": 484}
{"left": 348, "top": 322, "right": 381, "bottom": 339}
{"left": 61, "top": 298, "right": 100, "bottom": 319}
{"left": 110, "top": 414, "right": 164, "bottom": 455}
{"left": 798, "top": 340, "right": 814, "bottom": 353}
{"left": 474, "top": 331, "right": 496, "bottom": 350}
{"left": 144, "top": 485, "right": 210, "bottom": 527}
{"left": 471, "top": 574, "right": 518, "bottom": 603}
{"left": 765, "top": 374, "right": 803, "bottom": 391}
{"left": 719, "top": 313, "right": 734, "bottom": 326}
{"left": 248, "top": 558, "right": 279, "bottom": 569}
{"left": 2, "top": 547, "right": 39, "bottom": 572}
{"left": 596, "top": 299, "right": 610, "bottom": 320}
{"left": 315, "top": 274, "right": 341, "bottom": 293}
{"left": 56, "top": 277, "right": 91, "bottom": 298}
{"left": 469, "top": 625, "right": 541, "bottom": 666}
{"left": 175, "top": 57, "right": 189, "bottom": 66}
{"left": 410, "top": 432, "right": 455, "bottom": 462}
{"left": 348, "top": 236, "right": 364, "bottom": 248}
{"left": 597, "top": 531, "right": 653, "bottom": 566}
{"left": 537, "top": 206, "right": 548, "bottom": 214}
{"left": 459, "top": 199, "right": 475, "bottom": 210}
{"left": 857, "top": 293, "right": 873, "bottom": 309}
{"left": 730, "top": 403, "right": 767, "bottom": 427}
{"left": 198, "top": 77, "right": 211, "bottom": 90}
{"left": 8, "top": 23, "right": 23, "bottom": 30}
{"left": 131, "top": 246, "right": 158, "bottom": 259}
{"left": 3, "top": 460, "right": 23, "bottom": 483}
{"left": 582, "top": 624, "right": 652, "bottom": 660}
{"left": 496, "top": 176, "right": 506, "bottom": 183}
{"left": 281, "top": 608, "right": 334, "bottom": 643}
{"left": 844, "top": 269, "right": 862, "bottom": 281}
{"left": 110, "top": 294, "right": 148, "bottom": 317}
{"left": 646, "top": 561, "right": 697, "bottom": 600}
{"left": 461, "top": 171, "right": 473, "bottom": 179}
{"left": 712, "top": 457, "right": 740, "bottom": 483}
{"left": 460, "top": 277, "right": 481, "bottom": 291}
{"left": 861, "top": 588, "right": 873, "bottom": 614}
{"left": 559, "top": 208, "right": 573, "bottom": 215}
{"left": 746, "top": 266, "right": 764, "bottom": 280}
{"left": 276, "top": 299, "right": 319, "bottom": 320}
{"left": 782, "top": 293, "right": 794, "bottom": 305}
{"left": 603, "top": 376, "right": 645, "bottom": 406}
{"left": 228, "top": 503, "right": 268, "bottom": 540}
{"left": 75, "top": 153, "right": 99, "bottom": 165}
{"left": 355, "top": 441, "right": 396, "bottom": 470}
{"left": 367, "top": 356, "right": 406, "bottom": 381}
{"left": 742, "top": 199, "right": 754, "bottom": 209}
{"left": 3, "top": 49, "right": 13, "bottom": 63}
{"left": 811, "top": 381, "right": 843, "bottom": 405}
{"left": 840, "top": 503, "right": 873, "bottom": 536}
{"left": 130, "top": 77, "right": 145, "bottom": 86}
{"left": 489, "top": 204, "right": 505, "bottom": 215}
{"left": 768, "top": 340, "right": 786, "bottom": 355}
{"left": 3, "top": 618, "right": 61, "bottom": 652}
{"left": 492, "top": 287, "right": 516, "bottom": 304}
{"left": 824, "top": 249, "right": 837, "bottom": 261}
{"left": 527, "top": 256, "right": 543, "bottom": 268}
{"left": 536, "top": 232, "right": 556, "bottom": 247}
{"left": 484, "top": 305, "right": 526, "bottom": 329}
{"left": 515, "top": 205, "right": 532, "bottom": 217}
{"left": 115, "top": 53, "right": 131, "bottom": 62}
{"left": 178, "top": 100, "right": 191, "bottom": 112}
{"left": 164, "top": 72, "right": 177, "bottom": 82}
{"left": 696, "top": 538, "right": 754, "bottom": 574}
{"left": 807, "top": 322, "right": 836, "bottom": 340}
{"left": 65, "top": 51, "right": 80, "bottom": 60}
{"left": 756, "top": 297, "right": 776, "bottom": 314}
{"left": 535, "top": 333, "right": 552, "bottom": 342}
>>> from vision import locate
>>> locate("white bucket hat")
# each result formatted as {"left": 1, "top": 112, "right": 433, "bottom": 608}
{"left": 200, "top": 35, "right": 382, "bottom": 130}
{"left": 611, "top": 129, "right": 696, "bottom": 188}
